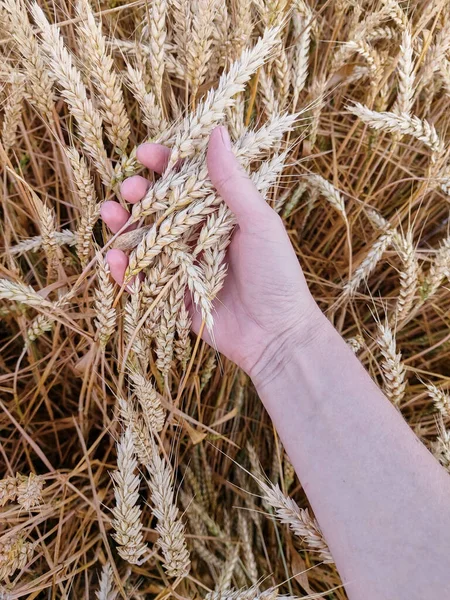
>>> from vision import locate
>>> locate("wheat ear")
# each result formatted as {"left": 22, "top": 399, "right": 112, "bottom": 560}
{"left": 111, "top": 426, "right": 148, "bottom": 564}
{"left": 425, "top": 382, "right": 450, "bottom": 419}
{"left": 75, "top": 0, "right": 130, "bottom": 154}
{"left": 393, "top": 28, "right": 415, "bottom": 117}
{"left": 162, "top": 25, "right": 282, "bottom": 167}
{"left": 376, "top": 323, "right": 406, "bottom": 406}
{"left": 1, "top": 70, "right": 25, "bottom": 152}
{"left": 126, "top": 64, "right": 167, "bottom": 138}
{"left": 145, "top": 445, "right": 191, "bottom": 579}
{"left": 1, "top": 0, "right": 54, "bottom": 120}
{"left": 256, "top": 479, "right": 333, "bottom": 564}
{"left": 148, "top": 0, "right": 167, "bottom": 102}
{"left": 348, "top": 102, "right": 444, "bottom": 159}
{"left": 94, "top": 258, "right": 116, "bottom": 348}
{"left": 31, "top": 3, "right": 113, "bottom": 185}
{"left": 0, "top": 534, "right": 34, "bottom": 581}
{"left": 95, "top": 562, "right": 117, "bottom": 600}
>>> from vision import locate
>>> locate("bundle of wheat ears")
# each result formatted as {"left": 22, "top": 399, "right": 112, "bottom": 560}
{"left": 0, "top": 0, "right": 449, "bottom": 597}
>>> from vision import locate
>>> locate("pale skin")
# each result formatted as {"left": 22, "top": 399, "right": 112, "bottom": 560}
{"left": 102, "top": 126, "right": 450, "bottom": 599}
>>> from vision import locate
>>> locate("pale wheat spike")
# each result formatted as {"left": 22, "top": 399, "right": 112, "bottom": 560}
{"left": 216, "top": 544, "right": 240, "bottom": 592}
{"left": 175, "top": 303, "right": 192, "bottom": 370}
{"left": 256, "top": 479, "right": 333, "bottom": 563}
{"left": 162, "top": 26, "right": 282, "bottom": 167}
{"left": 40, "top": 203, "right": 61, "bottom": 275}
{"left": 129, "top": 371, "right": 165, "bottom": 434}
{"left": 425, "top": 382, "right": 450, "bottom": 419}
{"left": 432, "top": 419, "right": 450, "bottom": 471}
{"left": 95, "top": 562, "right": 117, "bottom": 600}
{"left": 205, "top": 586, "right": 294, "bottom": 600}
{"left": 26, "top": 291, "right": 72, "bottom": 343}
{"left": 111, "top": 426, "right": 148, "bottom": 564}
{"left": 238, "top": 512, "right": 258, "bottom": 585}
{"left": 418, "top": 17, "right": 450, "bottom": 92}
{"left": 75, "top": 0, "right": 130, "bottom": 154}
{"left": 376, "top": 323, "right": 406, "bottom": 406}
{"left": 31, "top": 3, "right": 113, "bottom": 186}
{"left": 148, "top": 0, "right": 167, "bottom": 102}
{"left": 345, "top": 40, "right": 383, "bottom": 83}
{"left": 126, "top": 64, "right": 167, "bottom": 137}
{"left": 123, "top": 281, "right": 148, "bottom": 367}
{"left": 0, "top": 534, "right": 34, "bottom": 581}
{"left": 258, "top": 67, "right": 279, "bottom": 118}
{"left": 348, "top": 102, "right": 444, "bottom": 160}
{"left": 393, "top": 28, "right": 415, "bottom": 117}
{"left": 2, "top": 70, "right": 25, "bottom": 152}
{"left": 16, "top": 473, "right": 43, "bottom": 510}
{"left": 274, "top": 46, "right": 290, "bottom": 109}
{"left": 65, "top": 147, "right": 99, "bottom": 266}
{"left": 10, "top": 230, "right": 76, "bottom": 256}
{"left": 342, "top": 232, "right": 394, "bottom": 298}
{"left": 0, "top": 279, "right": 54, "bottom": 309}
{"left": 395, "top": 232, "right": 418, "bottom": 321}
{"left": 0, "top": 476, "right": 18, "bottom": 506}
{"left": 424, "top": 237, "right": 450, "bottom": 299}
{"left": 145, "top": 445, "right": 191, "bottom": 579}
{"left": 94, "top": 259, "right": 116, "bottom": 348}
{"left": 200, "top": 351, "right": 216, "bottom": 391}
{"left": 346, "top": 334, "right": 364, "bottom": 354}
{"left": 186, "top": 0, "right": 219, "bottom": 98}
{"left": 118, "top": 397, "right": 152, "bottom": 465}
{"left": 1, "top": 0, "right": 54, "bottom": 121}
{"left": 155, "top": 274, "right": 185, "bottom": 377}
{"left": 308, "top": 75, "right": 327, "bottom": 146}
{"left": 306, "top": 174, "right": 347, "bottom": 222}
{"left": 292, "top": 5, "right": 312, "bottom": 106}
{"left": 169, "top": 247, "right": 213, "bottom": 331}
{"left": 229, "top": 0, "right": 253, "bottom": 59}
{"left": 207, "top": 1, "right": 229, "bottom": 79}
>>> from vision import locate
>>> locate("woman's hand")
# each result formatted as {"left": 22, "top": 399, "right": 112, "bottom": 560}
{"left": 101, "top": 126, "right": 323, "bottom": 379}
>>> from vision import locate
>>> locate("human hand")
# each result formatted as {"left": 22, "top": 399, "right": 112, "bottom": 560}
{"left": 101, "top": 127, "right": 324, "bottom": 380}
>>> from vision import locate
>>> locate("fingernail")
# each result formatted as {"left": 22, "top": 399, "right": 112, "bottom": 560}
{"left": 219, "top": 126, "right": 232, "bottom": 150}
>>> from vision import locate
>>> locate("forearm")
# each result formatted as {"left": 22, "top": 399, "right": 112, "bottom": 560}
{"left": 253, "top": 312, "right": 450, "bottom": 600}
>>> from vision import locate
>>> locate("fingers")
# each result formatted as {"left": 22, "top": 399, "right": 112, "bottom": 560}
{"left": 207, "top": 126, "right": 273, "bottom": 227}
{"left": 106, "top": 249, "right": 128, "bottom": 285}
{"left": 100, "top": 201, "right": 132, "bottom": 234}
{"left": 121, "top": 175, "right": 150, "bottom": 204}
{"left": 136, "top": 143, "right": 172, "bottom": 174}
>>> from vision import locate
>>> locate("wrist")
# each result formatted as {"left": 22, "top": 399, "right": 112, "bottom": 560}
{"left": 249, "top": 303, "right": 330, "bottom": 393}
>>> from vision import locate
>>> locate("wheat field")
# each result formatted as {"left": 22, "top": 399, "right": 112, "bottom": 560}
{"left": 0, "top": 0, "right": 449, "bottom": 597}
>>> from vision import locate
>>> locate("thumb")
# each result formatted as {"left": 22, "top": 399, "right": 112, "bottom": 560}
{"left": 207, "top": 126, "right": 272, "bottom": 227}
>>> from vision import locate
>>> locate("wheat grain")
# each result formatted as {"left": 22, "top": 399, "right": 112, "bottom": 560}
{"left": 111, "top": 426, "right": 149, "bottom": 564}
